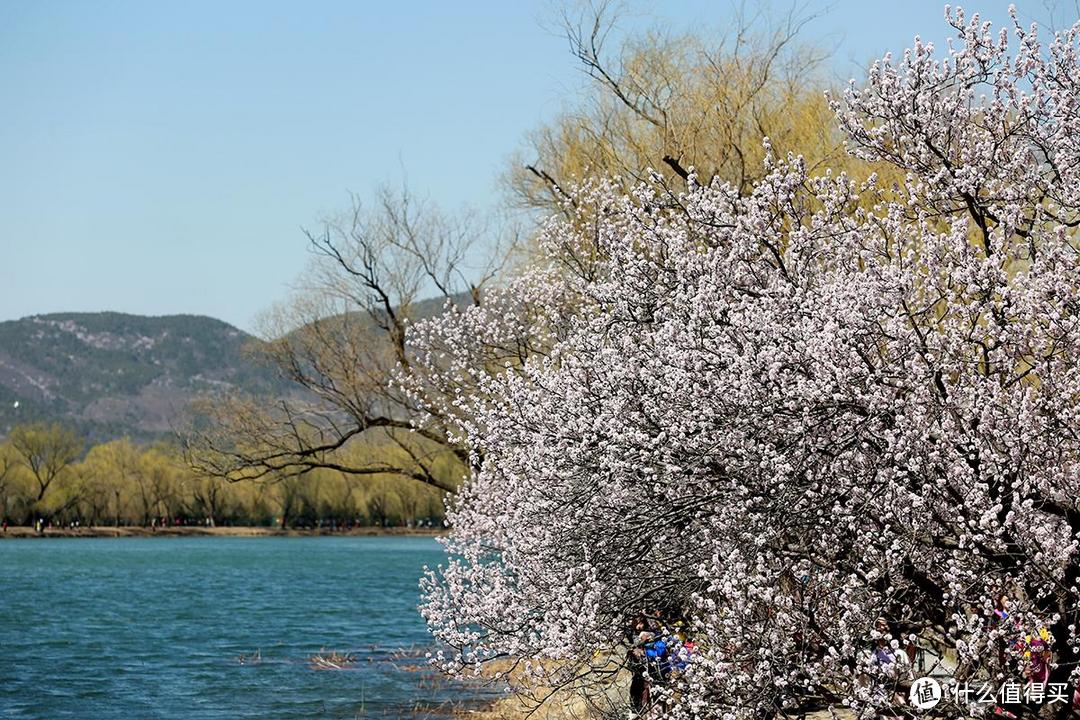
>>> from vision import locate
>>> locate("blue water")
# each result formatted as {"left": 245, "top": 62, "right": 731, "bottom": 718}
{"left": 0, "top": 536, "right": 490, "bottom": 719}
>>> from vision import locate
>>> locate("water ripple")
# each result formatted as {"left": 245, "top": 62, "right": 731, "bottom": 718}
{"left": 0, "top": 536, "right": 496, "bottom": 719}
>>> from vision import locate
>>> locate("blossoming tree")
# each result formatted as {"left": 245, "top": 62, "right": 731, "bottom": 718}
{"left": 412, "top": 7, "right": 1080, "bottom": 718}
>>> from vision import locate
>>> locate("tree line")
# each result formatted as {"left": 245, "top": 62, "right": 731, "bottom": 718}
{"left": 0, "top": 423, "right": 446, "bottom": 529}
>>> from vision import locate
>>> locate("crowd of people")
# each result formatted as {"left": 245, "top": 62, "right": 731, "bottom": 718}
{"left": 982, "top": 593, "right": 1080, "bottom": 716}
{"left": 624, "top": 611, "right": 695, "bottom": 715}
{"left": 863, "top": 593, "right": 1080, "bottom": 717}
{"left": 621, "top": 593, "right": 1080, "bottom": 718}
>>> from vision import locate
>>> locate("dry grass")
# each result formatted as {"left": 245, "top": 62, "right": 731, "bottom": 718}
{"left": 449, "top": 657, "right": 629, "bottom": 720}
{"left": 447, "top": 659, "right": 859, "bottom": 720}
{"left": 308, "top": 649, "right": 358, "bottom": 670}
{"left": 235, "top": 649, "right": 261, "bottom": 665}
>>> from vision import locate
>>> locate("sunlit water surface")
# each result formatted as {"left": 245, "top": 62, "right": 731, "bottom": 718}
{"left": 0, "top": 536, "right": 493, "bottom": 719}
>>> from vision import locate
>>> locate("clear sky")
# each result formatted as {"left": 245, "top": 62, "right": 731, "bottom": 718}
{"left": 0, "top": 1, "right": 1050, "bottom": 333}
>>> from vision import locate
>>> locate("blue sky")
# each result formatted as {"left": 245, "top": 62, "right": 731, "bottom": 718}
{"left": 0, "top": 1, "right": 1047, "bottom": 332}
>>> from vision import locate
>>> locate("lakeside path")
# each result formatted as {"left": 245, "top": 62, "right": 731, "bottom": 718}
{"left": 0, "top": 525, "right": 446, "bottom": 539}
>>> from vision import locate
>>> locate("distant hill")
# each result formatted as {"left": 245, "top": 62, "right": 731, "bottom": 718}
{"left": 0, "top": 296, "right": 472, "bottom": 443}
{"left": 0, "top": 312, "right": 289, "bottom": 442}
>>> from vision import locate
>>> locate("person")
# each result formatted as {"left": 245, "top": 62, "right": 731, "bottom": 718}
{"left": 987, "top": 595, "right": 1031, "bottom": 719}
{"left": 670, "top": 620, "right": 695, "bottom": 671}
{"left": 992, "top": 594, "right": 1011, "bottom": 626}
{"left": 868, "top": 617, "right": 894, "bottom": 669}
{"left": 863, "top": 616, "right": 912, "bottom": 708}
{"left": 990, "top": 593, "right": 1016, "bottom": 676}
{"left": 871, "top": 617, "right": 906, "bottom": 668}
{"left": 644, "top": 631, "right": 672, "bottom": 684}
{"left": 1023, "top": 630, "right": 1051, "bottom": 690}
{"left": 627, "top": 615, "right": 653, "bottom": 713}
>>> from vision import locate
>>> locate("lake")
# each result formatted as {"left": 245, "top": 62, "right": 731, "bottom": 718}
{"left": 0, "top": 536, "right": 493, "bottom": 719}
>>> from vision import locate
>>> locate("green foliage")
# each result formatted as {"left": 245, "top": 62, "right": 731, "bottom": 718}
{"left": 0, "top": 423, "right": 446, "bottom": 529}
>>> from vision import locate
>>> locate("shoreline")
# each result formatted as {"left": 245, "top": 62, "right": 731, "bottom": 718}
{"left": 0, "top": 525, "right": 446, "bottom": 539}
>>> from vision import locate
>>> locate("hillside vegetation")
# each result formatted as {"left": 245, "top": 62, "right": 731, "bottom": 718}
{"left": 0, "top": 312, "right": 292, "bottom": 442}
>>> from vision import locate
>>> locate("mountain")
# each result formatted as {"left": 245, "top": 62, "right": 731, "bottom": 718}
{"left": 0, "top": 294, "right": 474, "bottom": 443}
{"left": 0, "top": 312, "right": 289, "bottom": 442}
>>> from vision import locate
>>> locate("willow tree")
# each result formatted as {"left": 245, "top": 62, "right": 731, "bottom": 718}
{"left": 0, "top": 444, "right": 17, "bottom": 524}
{"left": 7, "top": 423, "right": 82, "bottom": 523}
{"left": 507, "top": 1, "right": 850, "bottom": 217}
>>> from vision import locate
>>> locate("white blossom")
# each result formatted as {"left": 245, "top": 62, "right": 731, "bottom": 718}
{"left": 409, "top": 8, "right": 1080, "bottom": 719}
